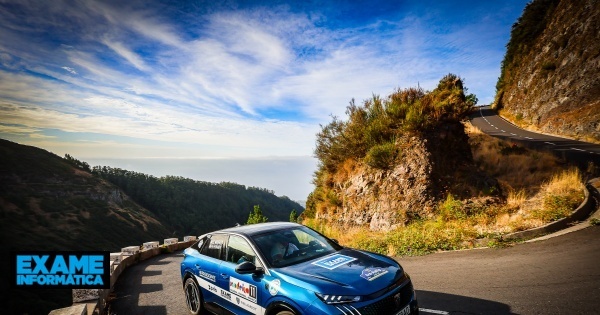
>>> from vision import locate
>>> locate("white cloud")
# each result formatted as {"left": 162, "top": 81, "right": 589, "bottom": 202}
{"left": 101, "top": 38, "right": 149, "bottom": 72}
{"left": 0, "top": 1, "right": 518, "bottom": 160}
{"left": 61, "top": 66, "right": 77, "bottom": 74}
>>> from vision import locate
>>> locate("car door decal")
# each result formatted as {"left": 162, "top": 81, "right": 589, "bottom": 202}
{"left": 194, "top": 274, "right": 266, "bottom": 315}
{"left": 230, "top": 276, "right": 258, "bottom": 303}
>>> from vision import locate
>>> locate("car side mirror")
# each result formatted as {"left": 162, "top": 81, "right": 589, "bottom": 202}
{"left": 235, "top": 261, "right": 264, "bottom": 275}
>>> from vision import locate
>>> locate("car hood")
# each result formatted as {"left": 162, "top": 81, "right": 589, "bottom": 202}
{"left": 271, "top": 248, "right": 405, "bottom": 296}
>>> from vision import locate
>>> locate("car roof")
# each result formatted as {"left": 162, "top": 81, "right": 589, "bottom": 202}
{"left": 215, "top": 222, "right": 302, "bottom": 237}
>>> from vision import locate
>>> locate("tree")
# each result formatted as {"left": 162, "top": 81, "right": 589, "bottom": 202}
{"left": 289, "top": 209, "right": 298, "bottom": 222}
{"left": 246, "top": 205, "right": 268, "bottom": 224}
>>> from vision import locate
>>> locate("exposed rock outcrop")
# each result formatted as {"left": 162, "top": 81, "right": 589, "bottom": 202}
{"left": 315, "top": 122, "right": 498, "bottom": 231}
{"left": 495, "top": 0, "right": 600, "bottom": 142}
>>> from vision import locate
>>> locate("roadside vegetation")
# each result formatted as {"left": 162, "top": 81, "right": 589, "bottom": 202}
{"left": 305, "top": 121, "right": 587, "bottom": 257}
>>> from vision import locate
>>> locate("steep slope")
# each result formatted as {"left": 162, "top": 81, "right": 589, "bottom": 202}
{"left": 305, "top": 75, "right": 498, "bottom": 231}
{"left": 92, "top": 167, "right": 305, "bottom": 236}
{"left": 494, "top": 0, "right": 600, "bottom": 142}
{"left": 0, "top": 139, "right": 171, "bottom": 252}
{"left": 0, "top": 139, "right": 304, "bottom": 314}
{"left": 0, "top": 139, "right": 173, "bottom": 315}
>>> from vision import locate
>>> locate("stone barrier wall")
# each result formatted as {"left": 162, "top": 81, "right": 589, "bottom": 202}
{"left": 48, "top": 236, "right": 197, "bottom": 315}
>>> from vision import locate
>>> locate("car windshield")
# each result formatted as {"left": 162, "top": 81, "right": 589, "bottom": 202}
{"left": 252, "top": 226, "right": 341, "bottom": 268}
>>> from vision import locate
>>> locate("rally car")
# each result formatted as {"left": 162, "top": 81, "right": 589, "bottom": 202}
{"left": 180, "top": 222, "right": 418, "bottom": 315}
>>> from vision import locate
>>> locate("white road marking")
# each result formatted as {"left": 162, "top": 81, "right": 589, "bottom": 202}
{"left": 525, "top": 137, "right": 533, "bottom": 139}
{"left": 510, "top": 133, "right": 517, "bottom": 136}
{"left": 570, "top": 148, "right": 586, "bottom": 152}
{"left": 419, "top": 308, "right": 450, "bottom": 315}
{"left": 501, "top": 130, "right": 505, "bottom": 132}
{"left": 544, "top": 142, "right": 556, "bottom": 145}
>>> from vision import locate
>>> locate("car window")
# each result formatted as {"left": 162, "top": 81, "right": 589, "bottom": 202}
{"left": 201, "top": 234, "right": 228, "bottom": 260}
{"left": 253, "top": 226, "right": 340, "bottom": 267}
{"left": 192, "top": 236, "right": 207, "bottom": 251}
{"left": 226, "top": 235, "right": 261, "bottom": 267}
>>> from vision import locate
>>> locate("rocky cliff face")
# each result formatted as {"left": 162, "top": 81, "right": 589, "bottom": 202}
{"left": 315, "top": 122, "right": 498, "bottom": 231}
{"left": 495, "top": 0, "right": 600, "bottom": 142}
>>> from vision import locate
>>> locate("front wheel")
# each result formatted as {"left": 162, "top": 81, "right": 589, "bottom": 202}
{"left": 275, "top": 311, "right": 295, "bottom": 315}
{"left": 184, "top": 277, "right": 204, "bottom": 315}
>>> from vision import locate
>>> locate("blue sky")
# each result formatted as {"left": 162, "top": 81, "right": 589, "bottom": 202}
{"left": 0, "top": 0, "right": 529, "bottom": 200}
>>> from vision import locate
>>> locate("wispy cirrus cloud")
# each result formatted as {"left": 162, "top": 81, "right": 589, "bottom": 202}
{"left": 0, "top": 0, "right": 528, "bottom": 155}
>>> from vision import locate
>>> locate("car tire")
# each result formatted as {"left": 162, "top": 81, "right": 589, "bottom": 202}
{"left": 275, "top": 311, "right": 295, "bottom": 315}
{"left": 184, "top": 277, "right": 205, "bottom": 315}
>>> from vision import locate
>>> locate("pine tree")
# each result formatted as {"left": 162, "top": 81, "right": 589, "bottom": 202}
{"left": 246, "top": 205, "right": 268, "bottom": 224}
{"left": 289, "top": 209, "right": 298, "bottom": 222}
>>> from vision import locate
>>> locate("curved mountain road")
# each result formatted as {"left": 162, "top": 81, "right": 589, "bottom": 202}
{"left": 108, "top": 108, "right": 600, "bottom": 314}
{"left": 109, "top": 226, "right": 600, "bottom": 315}
{"left": 470, "top": 106, "right": 600, "bottom": 167}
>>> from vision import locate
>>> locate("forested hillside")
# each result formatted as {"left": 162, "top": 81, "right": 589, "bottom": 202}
{"left": 0, "top": 138, "right": 302, "bottom": 315}
{"left": 0, "top": 139, "right": 173, "bottom": 314}
{"left": 91, "top": 166, "right": 303, "bottom": 235}
{"left": 0, "top": 139, "right": 171, "bottom": 252}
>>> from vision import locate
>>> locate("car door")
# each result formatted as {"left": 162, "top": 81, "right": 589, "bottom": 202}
{"left": 218, "top": 235, "right": 266, "bottom": 315}
{"left": 198, "top": 233, "right": 229, "bottom": 315}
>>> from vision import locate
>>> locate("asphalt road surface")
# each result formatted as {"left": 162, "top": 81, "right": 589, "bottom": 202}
{"left": 109, "top": 226, "right": 600, "bottom": 315}
{"left": 470, "top": 106, "right": 600, "bottom": 168}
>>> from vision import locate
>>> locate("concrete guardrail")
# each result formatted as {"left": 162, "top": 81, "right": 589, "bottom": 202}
{"left": 501, "top": 177, "right": 600, "bottom": 241}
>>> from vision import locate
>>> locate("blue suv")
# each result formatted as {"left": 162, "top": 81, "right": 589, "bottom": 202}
{"left": 180, "top": 222, "right": 419, "bottom": 315}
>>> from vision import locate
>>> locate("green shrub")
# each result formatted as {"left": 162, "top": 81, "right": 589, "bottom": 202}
{"left": 438, "top": 194, "right": 466, "bottom": 221}
{"left": 364, "top": 142, "right": 398, "bottom": 169}
{"left": 533, "top": 195, "right": 572, "bottom": 221}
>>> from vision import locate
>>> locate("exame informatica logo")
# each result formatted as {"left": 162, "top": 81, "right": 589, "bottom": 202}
{"left": 10, "top": 251, "right": 110, "bottom": 289}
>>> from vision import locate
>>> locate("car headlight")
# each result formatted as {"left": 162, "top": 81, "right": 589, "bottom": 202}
{"left": 315, "top": 293, "right": 361, "bottom": 304}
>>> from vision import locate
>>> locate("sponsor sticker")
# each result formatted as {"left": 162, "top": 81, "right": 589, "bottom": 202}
{"left": 312, "top": 254, "right": 357, "bottom": 270}
{"left": 10, "top": 251, "right": 110, "bottom": 289}
{"left": 195, "top": 274, "right": 265, "bottom": 315}
{"left": 207, "top": 283, "right": 218, "bottom": 293}
{"left": 220, "top": 288, "right": 232, "bottom": 301}
{"left": 230, "top": 277, "right": 258, "bottom": 303}
{"left": 209, "top": 239, "right": 223, "bottom": 249}
{"left": 268, "top": 279, "right": 280, "bottom": 296}
{"left": 360, "top": 267, "right": 389, "bottom": 281}
{"left": 199, "top": 270, "right": 216, "bottom": 282}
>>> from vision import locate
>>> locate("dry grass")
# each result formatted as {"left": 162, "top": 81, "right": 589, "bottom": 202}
{"left": 542, "top": 167, "right": 584, "bottom": 196}
{"left": 506, "top": 188, "right": 527, "bottom": 208}
{"left": 302, "top": 123, "right": 587, "bottom": 257}
{"left": 304, "top": 124, "right": 587, "bottom": 256}
{"left": 464, "top": 123, "right": 585, "bottom": 233}
{"left": 465, "top": 121, "right": 560, "bottom": 193}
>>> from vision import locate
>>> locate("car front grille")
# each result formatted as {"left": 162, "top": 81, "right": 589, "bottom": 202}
{"left": 333, "top": 282, "right": 414, "bottom": 315}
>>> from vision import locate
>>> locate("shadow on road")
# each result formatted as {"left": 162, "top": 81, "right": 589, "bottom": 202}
{"left": 109, "top": 254, "right": 173, "bottom": 315}
{"left": 417, "top": 290, "right": 519, "bottom": 315}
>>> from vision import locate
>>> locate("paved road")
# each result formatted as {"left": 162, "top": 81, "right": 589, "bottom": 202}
{"left": 470, "top": 106, "right": 600, "bottom": 168}
{"left": 109, "top": 226, "right": 600, "bottom": 315}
